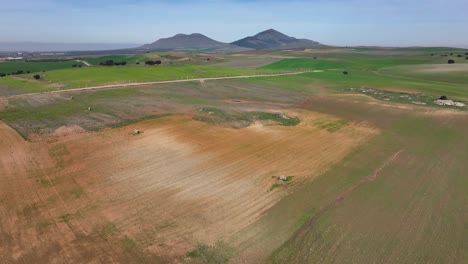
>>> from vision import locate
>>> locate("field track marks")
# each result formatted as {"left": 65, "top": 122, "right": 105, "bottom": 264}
{"left": 337, "top": 149, "right": 404, "bottom": 201}
{"left": 290, "top": 149, "right": 404, "bottom": 240}
{"left": 3, "top": 71, "right": 319, "bottom": 99}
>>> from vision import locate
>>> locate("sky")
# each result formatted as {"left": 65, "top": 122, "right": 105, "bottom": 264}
{"left": 1, "top": 0, "right": 467, "bottom": 48}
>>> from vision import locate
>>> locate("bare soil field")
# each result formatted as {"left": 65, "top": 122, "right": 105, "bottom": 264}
{"left": 0, "top": 110, "right": 377, "bottom": 263}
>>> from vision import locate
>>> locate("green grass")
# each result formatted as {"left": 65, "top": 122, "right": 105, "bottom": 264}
{"left": 246, "top": 69, "right": 468, "bottom": 101}
{"left": 0, "top": 65, "right": 272, "bottom": 93}
{"left": 0, "top": 60, "right": 84, "bottom": 74}
{"left": 261, "top": 57, "right": 429, "bottom": 71}
{"left": 270, "top": 183, "right": 282, "bottom": 191}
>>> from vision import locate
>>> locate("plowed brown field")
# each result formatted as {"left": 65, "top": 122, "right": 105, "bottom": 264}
{"left": 0, "top": 110, "right": 377, "bottom": 263}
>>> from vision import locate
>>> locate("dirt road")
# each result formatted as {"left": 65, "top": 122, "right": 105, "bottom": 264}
{"left": 4, "top": 71, "right": 320, "bottom": 99}
{"left": 75, "top": 60, "right": 92, "bottom": 67}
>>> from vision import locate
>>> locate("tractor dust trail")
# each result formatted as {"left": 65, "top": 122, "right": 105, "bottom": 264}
{"left": 3, "top": 71, "right": 320, "bottom": 99}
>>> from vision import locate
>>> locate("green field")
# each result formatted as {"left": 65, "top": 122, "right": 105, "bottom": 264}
{"left": 0, "top": 60, "right": 84, "bottom": 75}
{"left": 0, "top": 65, "right": 274, "bottom": 92}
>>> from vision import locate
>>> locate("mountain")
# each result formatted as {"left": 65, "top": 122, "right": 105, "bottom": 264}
{"left": 231, "top": 29, "right": 322, "bottom": 50}
{"left": 140, "top": 33, "right": 248, "bottom": 52}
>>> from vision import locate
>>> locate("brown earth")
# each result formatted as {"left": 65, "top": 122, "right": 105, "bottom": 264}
{"left": 0, "top": 110, "right": 377, "bottom": 263}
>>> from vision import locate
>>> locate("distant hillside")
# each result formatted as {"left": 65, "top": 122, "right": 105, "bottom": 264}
{"left": 140, "top": 33, "right": 248, "bottom": 52}
{"left": 232, "top": 29, "right": 322, "bottom": 50}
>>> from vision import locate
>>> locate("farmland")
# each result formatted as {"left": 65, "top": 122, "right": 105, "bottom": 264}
{"left": 0, "top": 65, "right": 277, "bottom": 93}
{"left": 0, "top": 60, "right": 84, "bottom": 75}
{"left": 0, "top": 47, "right": 467, "bottom": 263}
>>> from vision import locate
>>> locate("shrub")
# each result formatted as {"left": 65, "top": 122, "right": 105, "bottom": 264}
{"left": 33, "top": 74, "right": 41, "bottom": 80}
{"left": 448, "top": 59, "right": 455, "bottom": 64}
{"left": 0, "top": 73, "right": 5, "bottom": 77}
{"left": 440, "top": 95, "right": 448, "bottom": 100}
{"left": 343, "top": 71, "right": 348, "bottom": 75}
{"left": 457, "top": 55, "right": 462, "bottom": 58}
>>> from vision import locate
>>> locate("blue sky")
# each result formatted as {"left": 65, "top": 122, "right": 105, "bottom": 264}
{"left": 1, "top": 0, "right": 467, "bottom": 47}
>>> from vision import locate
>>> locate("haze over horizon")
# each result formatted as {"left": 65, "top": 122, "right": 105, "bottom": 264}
{"left": 1, "top": 0, "right": 467, "bottom": 49}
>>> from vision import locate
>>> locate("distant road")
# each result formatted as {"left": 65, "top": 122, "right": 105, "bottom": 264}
{"left": 4, "top": 71, "right": 321, "bottom": 98}
{"left": 75, "top": 60, "right": 92, "bottom": 67}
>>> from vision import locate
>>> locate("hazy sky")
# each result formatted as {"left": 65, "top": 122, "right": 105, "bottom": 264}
{"left": 1, "top": 0, "right": 467, "bottom": 47}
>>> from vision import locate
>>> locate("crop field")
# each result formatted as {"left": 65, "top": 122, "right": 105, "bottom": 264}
{"left": 0, "top": 65, "right": 275, "bottom": 93}
{"left": 0, "top": 60, "right": 84, "bottom": 75}
{"left": 0, "top": 47, "right": 467, "bottom": 263}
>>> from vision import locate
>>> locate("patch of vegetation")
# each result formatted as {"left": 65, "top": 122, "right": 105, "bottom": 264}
{"left": 109, "top": 114, "right": 172, "bottom": 129}
{"left": 37, "top": 220, "right": 54, "bottom": 230}
{"left": 58, "top": 213, "right": 76, "bottom": 223}
{"left": 285, "top": 176, "right": 294, "bottom": 182}
{"left": 251, "top": 112, "right": 300, "bottom": 126}
{"left": 69, "top": 188, "right": 84, "bottom": 199}
{"left": 314, "top": 118, "right": 349, "bottom": 132}
{"left": 194, "top": 108, "right": 300, "bottom": 128}
{"left": 102, "top": 223, "right": 120, "bottom": 240}
{"left": 270, "top": 183, "right": 282, "bottom": 191}
{"left": 185, "top": 241, "right": 236, "bottom": 264}
{"left": 122, "top": 236, "right": 137, "bottom": 252}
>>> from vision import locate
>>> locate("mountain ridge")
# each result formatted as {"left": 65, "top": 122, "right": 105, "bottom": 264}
{"left": 231, "top": 29, "right": 322, "bottom": 49}
{"left": 140, "top": 33, "right": 248, "bottom": 52}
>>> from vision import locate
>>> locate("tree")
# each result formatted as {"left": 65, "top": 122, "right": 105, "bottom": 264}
{"left": 457, "top": 54, "right": 462, "bottom": 58}
{"left": 155, "top": 60, "right": 161, "bottom": 66}
{"left": 343, "top": 71, "right": 348, "bottom": 75}
{"left": 439, "top": 95, "right": 448, "bottom": 100}
{"left": 105, "top": 60, "right": 115, "bottom": 66}
{"left": 33, "top": 74, "right": 41, "bottom": 80}
{"left": 448, "top": 59, "right": 455, "bottom": 64}
{"left": 0, "top": 73, "right": 5, "bottom": 77}
{"left": 121, "top": 61, "right": 127, "bottom": 65}
{"left": 145, "top": 60, "right": 156, "bottom": 65}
